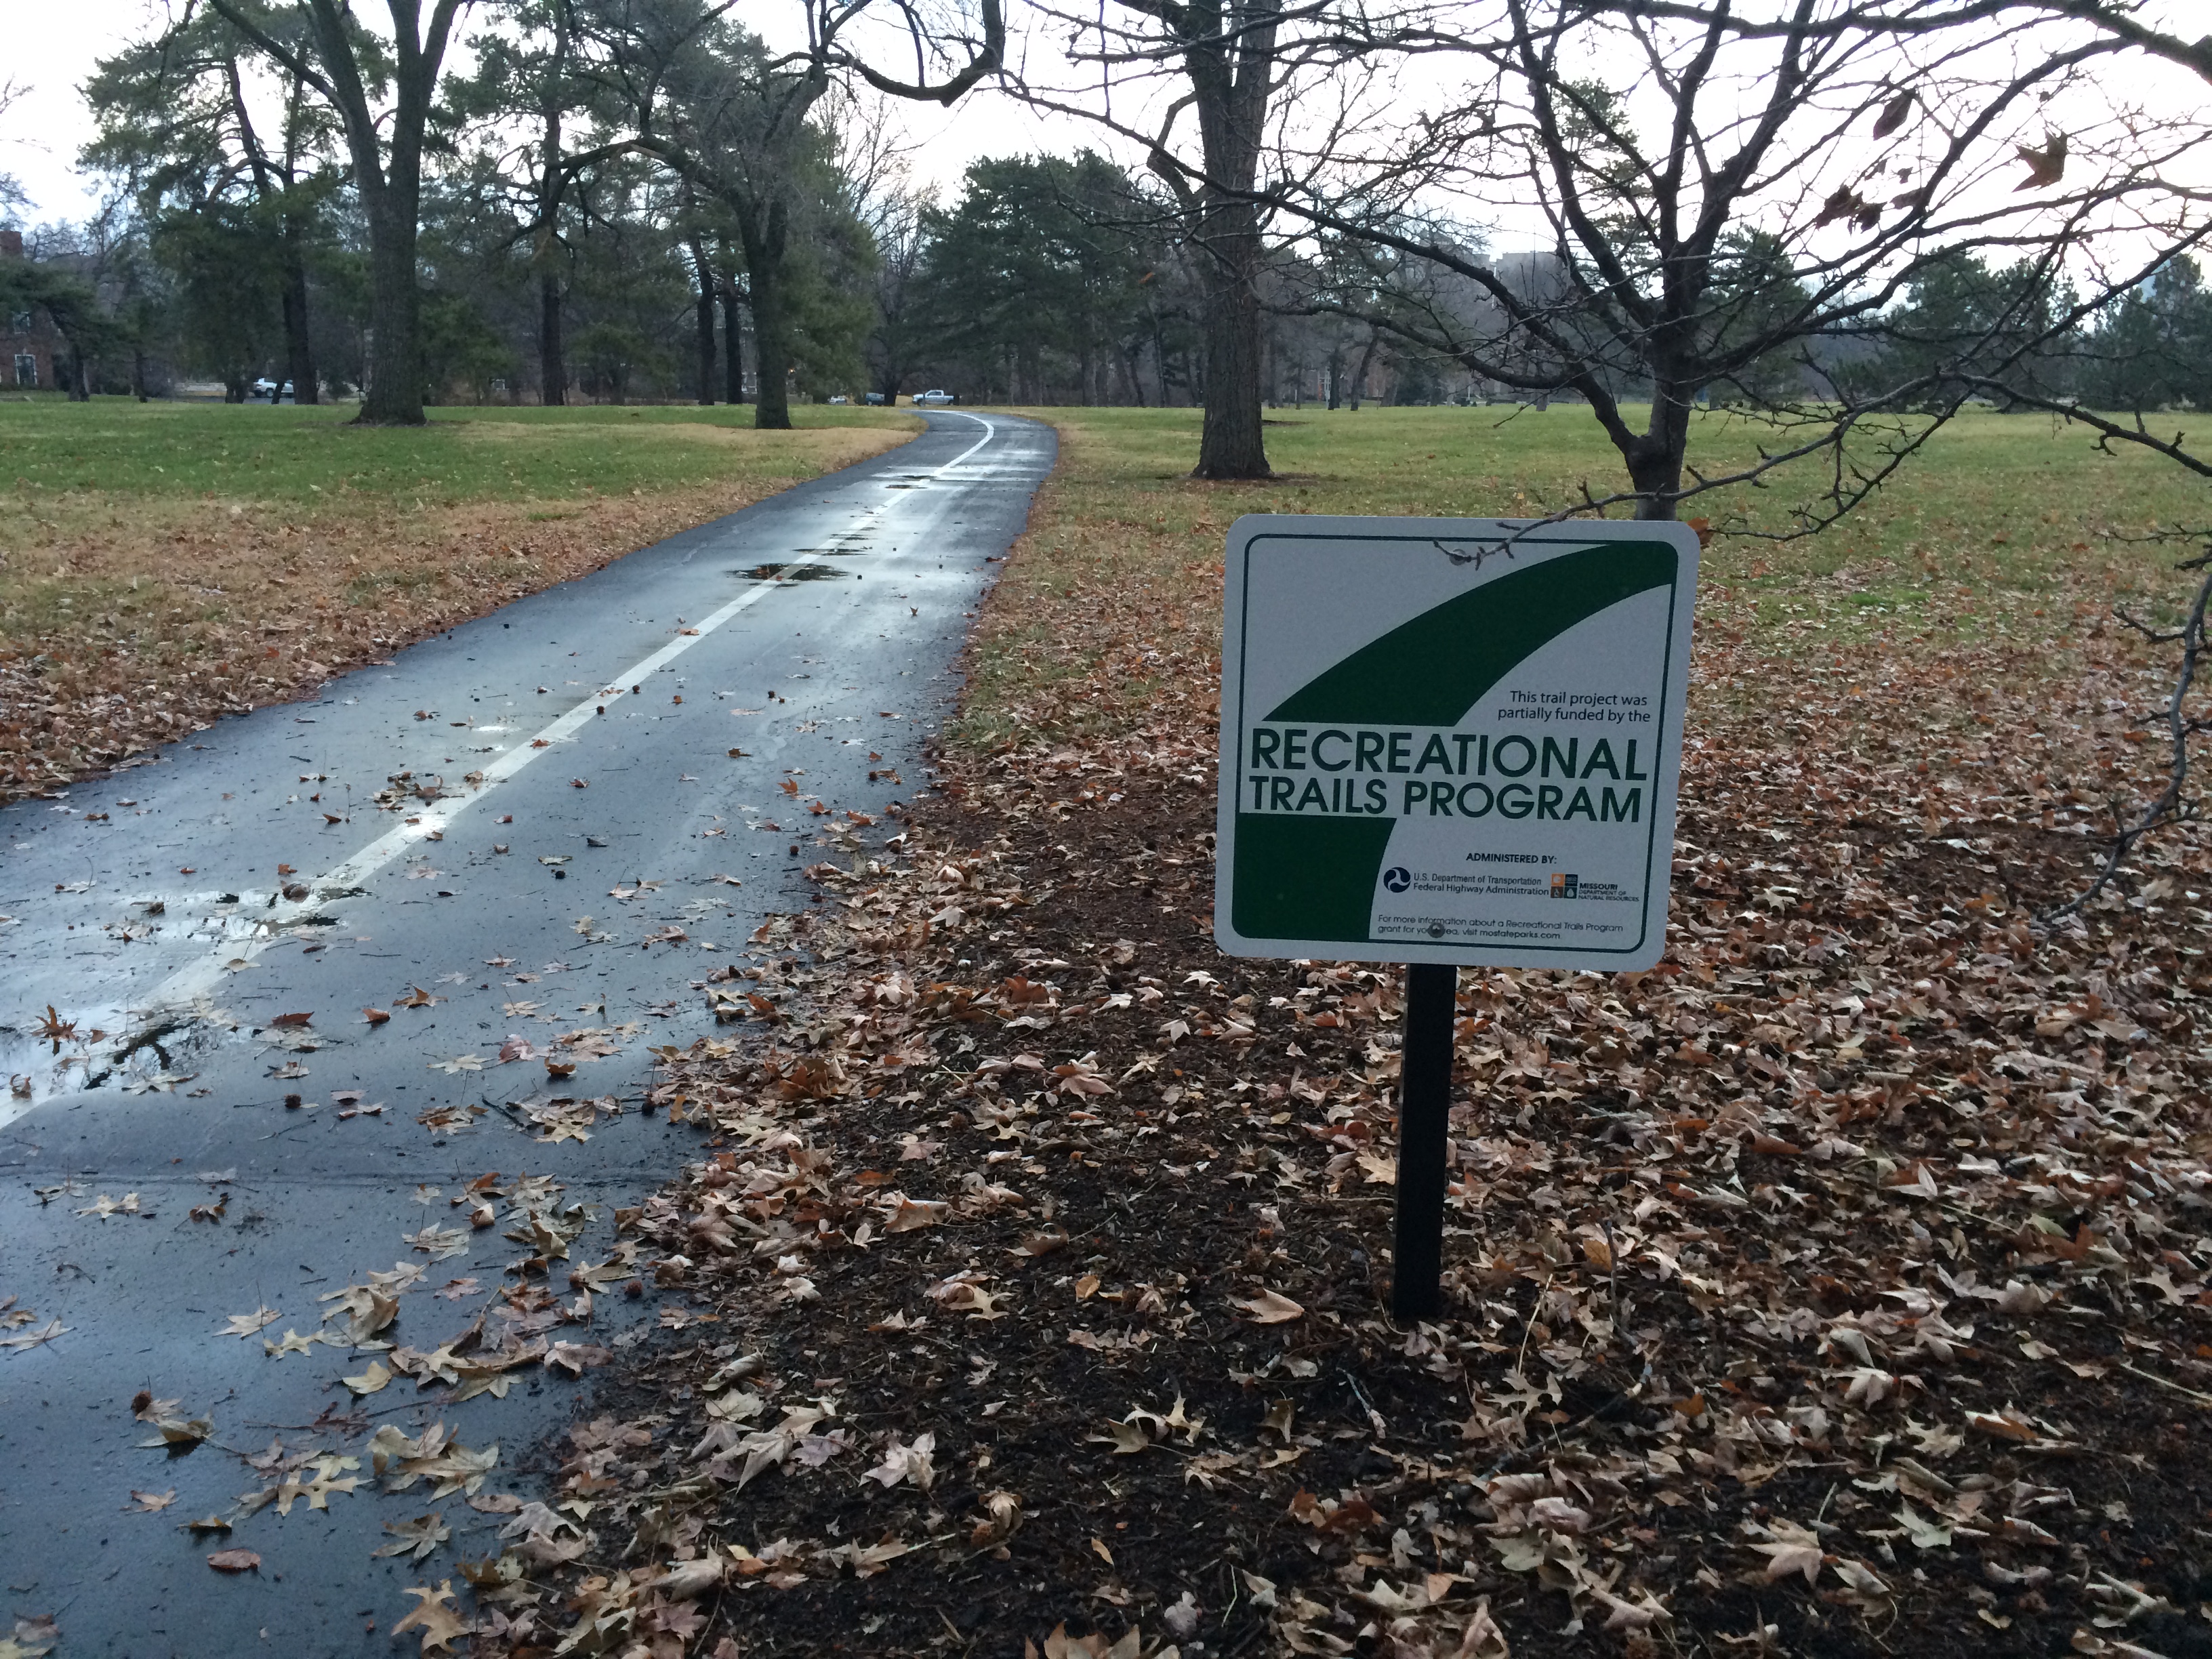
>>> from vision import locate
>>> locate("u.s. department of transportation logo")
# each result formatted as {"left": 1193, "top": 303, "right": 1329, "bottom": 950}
{"left": 1214, "top": 514, "right": 1698, "bottom": 970}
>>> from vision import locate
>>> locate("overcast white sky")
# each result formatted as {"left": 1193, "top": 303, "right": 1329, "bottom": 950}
{"left": 6, "top": 0, "right": 2205, "bottom": 251}
{"left": 1, "top": 0, "right": 1072, "bottom": 224}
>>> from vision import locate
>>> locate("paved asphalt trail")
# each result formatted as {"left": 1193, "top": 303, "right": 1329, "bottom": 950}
{"left": 0, "top": 411, "right": 1054, "bottom": 1654}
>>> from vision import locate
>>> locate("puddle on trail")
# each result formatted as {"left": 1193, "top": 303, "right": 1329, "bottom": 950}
{"left": 738, "top": 562, "right": 849, "bottom": 581}
{"left": 1, "top": 888, "right": 359, "bottom": 1113}
{"left": 1, "top": 998, "right": 249, "bottom": 1112}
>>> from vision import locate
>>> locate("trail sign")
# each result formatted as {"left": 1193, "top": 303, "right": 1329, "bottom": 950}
{"left": 1212, "top": 514, "right": 1700, "bottom": 1319}
{"left": 1215, "top": 514, "right": 1699, "bottom": 970}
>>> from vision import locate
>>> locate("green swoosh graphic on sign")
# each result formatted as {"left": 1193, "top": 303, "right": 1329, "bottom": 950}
{"left": 1233, "top": 541, "right": 1676, "bottom": 943}
{"left": 1266, "top": 542, "right": 1675, "bottom": 724}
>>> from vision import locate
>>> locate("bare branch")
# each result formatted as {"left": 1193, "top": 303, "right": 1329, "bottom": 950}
{"left": 2041, "top": 549, "right": 2212, "bottom": 929}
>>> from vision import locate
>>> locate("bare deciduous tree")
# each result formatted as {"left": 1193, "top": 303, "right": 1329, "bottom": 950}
{"left": 1012, "top": 0, "right": 1453, "bottom": 475}
{"left": 0, "top": 78, "right": 29, "bottom": 218}
{"left": 1231, "top": 1, "right": 2211, "bottom": 524}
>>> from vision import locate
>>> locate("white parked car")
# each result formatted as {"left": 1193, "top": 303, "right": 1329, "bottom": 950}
{"left": 912, "top": 388, "right": 955, "bottom": 406}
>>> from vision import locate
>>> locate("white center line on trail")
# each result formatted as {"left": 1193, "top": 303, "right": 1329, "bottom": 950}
{"left": 125, "top": 416, "right": 1003, "bottom": 1020}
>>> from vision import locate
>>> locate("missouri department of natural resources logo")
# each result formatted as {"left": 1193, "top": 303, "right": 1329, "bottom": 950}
{"left": 1551, "top": 872, "right": 1580, "bottom": 899}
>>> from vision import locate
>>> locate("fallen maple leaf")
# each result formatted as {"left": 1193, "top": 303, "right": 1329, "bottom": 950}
{"left": 1088, "top": 1421, "right": 1150, "bottom": 1456}
{"left": 1237, "top": 1288, "right": 1306, "bottom": 1324}
{"left": 373, "top": 1512, "right": 452, "bottom": 1561}
{"left": 1750, "top": 1522, "right": 1826, "bottom": 1585}
{"left": 216, "top": 1307, "right": 281, "bottom": 1339}
{"left": 390, "top": 1581, "right": 471, "bottom": 1653}
{"left": 544, "top": 1341, "right": 613, "bottom": 1377}
{"left": 882, "top": 1193, "right": 950, "bottom": 1233}
{"left": 0, "top": 1317, "right": 68, "bottom": 1352}
{"left": 363, "top": 1006, "right": 392, "bottom": 1025}
{"left": 343, "top": 1360, "right": 393, "bottom": 1396}
{"left": 1966, "top": 1406, "right": 2041, "bottom": 1442}
{"left": 206, "top": 1549, "right": 261, "bottom": 1574}
{"left": 863, "top": 1431, "right": 936, "bottom": 1491}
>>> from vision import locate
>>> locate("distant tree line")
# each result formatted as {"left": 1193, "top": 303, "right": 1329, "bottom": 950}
{"left": 24, "top": 106, "right": 2212, "bottom": 434}
{"left": 3, "top": 0, "right": 2211, "bottom": 520}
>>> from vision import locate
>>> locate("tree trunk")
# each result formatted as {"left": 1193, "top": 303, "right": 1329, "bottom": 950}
{"left": 1151, "top": 302, "right": 1168, "bottom": 406}
{"left": 540, "top": 271, "right": 565, "bottom": 405}
{"left": 206, "top": 0, "right": 459, "bottom": 422}
{"left": 359, "top": 187, "right": 424, "bottom": 422}
{"left": 1192, "top": 198, "right": 1269, "bottom": 476}
{"left": 689, "top": 237, "right": 716, "bottom": 405}
{"left": 720, "top": 274, "right": 746, "bottom": 403}
{"left": 1349, "top": 330, "right": 1378, "bottom": 411}
{"left": 535, "top": 0, "right": 569, "bottom": 407}
{"left": 224, "top": 54, "right": 316, "bottom": 407}
{"left": 1180, "top": 0, "right": 1280, "bottom": 478}
{"left": 281, "top": 250, "right": 318, "bottom": 403}
{"left": 298, "top": 0, "right": 438, "bottom": 425}
{"left": 1627, "top": 394, "right": 1691, "bottom": 520}
{"left": 738, "top": 198, "right": 792, "bottom": 431}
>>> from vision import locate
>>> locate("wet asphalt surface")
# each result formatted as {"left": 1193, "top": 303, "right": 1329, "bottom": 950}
{"left": 0, "top": 411, "right": 1054, "bottom": 1654}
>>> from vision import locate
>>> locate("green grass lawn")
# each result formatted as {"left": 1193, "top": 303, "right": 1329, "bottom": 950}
{"left": 1039, "top": 402, "right": 2203, "bottom": 602}
{"left": 0, "top": 398, "right": 912, "bottom": 520}
{"left": 954, "top": 403, "right": 2211, "bottom": 750}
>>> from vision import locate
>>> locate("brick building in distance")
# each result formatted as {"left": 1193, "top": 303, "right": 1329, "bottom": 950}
{"left": 2, "top": 228, "right": 66, "bottom": 390}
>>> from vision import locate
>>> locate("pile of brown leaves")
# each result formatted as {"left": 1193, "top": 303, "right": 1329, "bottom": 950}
{"left": 426, "top": 508, "right": 2212, "bottom": 1658}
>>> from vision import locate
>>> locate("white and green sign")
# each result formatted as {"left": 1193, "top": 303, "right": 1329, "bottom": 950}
{"left": 1214, "top": 515, "right": 1699, "bottom": 970}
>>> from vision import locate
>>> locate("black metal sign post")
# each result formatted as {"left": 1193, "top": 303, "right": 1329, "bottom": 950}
{"left": 1391, "top": 962, "right": 1458, "bottom": 1322}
